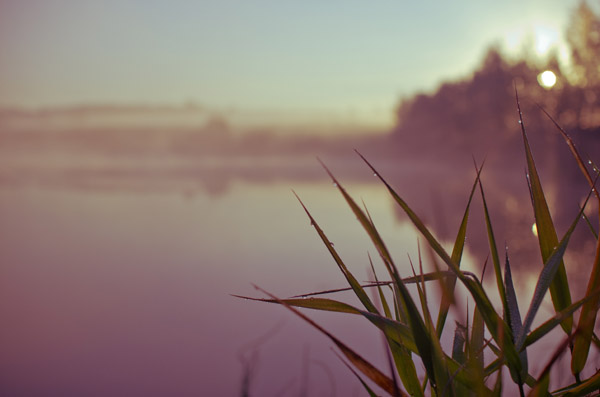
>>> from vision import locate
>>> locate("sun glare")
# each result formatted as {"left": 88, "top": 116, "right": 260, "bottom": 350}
{"left": 503, "top": 23, "right": 562, "bottom": 58}
{"left": 538, "top": 70, "right": 557, "bottom": 88}
{"left": 533, "top": 25, "right": 559, "bottom": 56}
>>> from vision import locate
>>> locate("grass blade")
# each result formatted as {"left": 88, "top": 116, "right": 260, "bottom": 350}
{"left": 436, "top": 165, "right": 482, "bottom": 337}
{"left": 233, "top": 295, "right": 363, "bottom": 314}
{"left": 318, "top": 159, "right": 454, "bottom": 393}
{"left": 356, "top": 151, "right": 523, "bottom": 378}
{"left": 478, "top": 173, "right": 508, "bottom": 316}
{"left": 252, "top": 285, "right": 399, "bottom": 395}
{"left": 504, "top": 251, "right": 529, "bottom": 385}
{"left": 515, "top": 190, "right": 591, "bottom": 350}
{"left": 524, "top": 288, "right": 600, "bottom": 349}
{"left": 293, "top": 191, "right": 378, "bottom": 314}
{"left": 537, "top": 105, "right": 600, "bottom": 376}
{"left": 369, "top": 256, "right": 423, "bottom": 397}
{"left": 518, "top": 93, "right": 573, "bottom": 336}
{"left": 554, "top": 370, "right": 600, "bottom": 396}
{"left": 289, "top": 271, "right": 455, "bottom": 299}
{"left": 368, "top": 253, "right": 393, "bottom": 319}
{"left": 452, "top": 322, "right": 467, "bottom": 365}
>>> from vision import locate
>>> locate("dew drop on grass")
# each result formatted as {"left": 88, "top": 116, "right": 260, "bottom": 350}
{"left": 518, "top": 120, "right": 522, "bottom": 124}
{"left": 333, "top": 182, "right": 338, "bottom": 187}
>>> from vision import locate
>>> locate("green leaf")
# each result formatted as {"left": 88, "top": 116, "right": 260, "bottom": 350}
{"left": 515, "top": 192, "right": 590, "bottom": 351}
{"left": 518, "top": 94, "right": 573, "bottom": 336}
{"left": 554, "top": 370, "right": 600, "bottom": 396}
{"left": 436, "top": 165, "right": 482, "bottom": 338}
{"left": 368, "top": 253, "right": 393, "bottom": 319}
{"left": 368, "top": 256, "right": 423, "bottom": 397}
{"left": 524, "top": 288, "right": 600, "bottom": 349}
{"left": 293, "top": 191, "right": 379, "bottom": 315}
{"left": 289, "top": 271, "right": 454, "bottom": 299}
{"left": 537, "top": 105, "right": 600, "bottom": 376}
{"left": 252, "top": 285, "right": 398, "bottom": 395}
{"left": 504, "top": 252, "right": 529, "bottom": 384}
{"left": 318, "top": 160, "right": 453, "bottom": 393}
{"left": 452, "top": 322, "right": 467, "bottom": 365}
{"left": 478, "top": 175, "right": 508, "bottom": 317}
{"left": 470, "top": 304, "right": 485, "bottom": 378}
{"left": 232, "top": 295, "right": 363, "bottom": 314}
{"left": 356, "top": 151, "right": 523, "bottom": 378}
{"left": 450, "top": 323, "right": 469, "bottom": 396}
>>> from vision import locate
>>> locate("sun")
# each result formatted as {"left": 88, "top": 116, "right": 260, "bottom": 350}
{"left": 538, "top": 70, "right": 557, "bottom": 88}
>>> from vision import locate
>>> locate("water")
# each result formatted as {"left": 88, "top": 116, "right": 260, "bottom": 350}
{"left": 0, "top": 150, "right": 598, "bottom": 395}
{"left": 0, "top": 174, "right": 434, "bottom": 395}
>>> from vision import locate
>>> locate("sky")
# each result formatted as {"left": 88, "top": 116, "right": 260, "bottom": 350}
{"left": 0, "top": 0, "right": 584, "bottom": 127}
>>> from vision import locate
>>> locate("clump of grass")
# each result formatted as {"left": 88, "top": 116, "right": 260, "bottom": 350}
{"left": 238, "top": 92, "right": 600, "bottom": 396}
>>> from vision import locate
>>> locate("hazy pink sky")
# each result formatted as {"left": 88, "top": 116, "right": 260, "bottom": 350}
{"left": 0, "top": 0, "right": 581, "bottom": 125}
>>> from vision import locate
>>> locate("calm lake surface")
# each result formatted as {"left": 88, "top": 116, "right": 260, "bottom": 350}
{"left": 1, "top": 151, "right": 598, "bottom": 396}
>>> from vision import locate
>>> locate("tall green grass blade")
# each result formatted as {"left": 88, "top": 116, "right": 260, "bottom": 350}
{"left": 518, "top": 94, "right": 573, "bottom": 337}
{"left": 469, "top": 259, "right": 488, "bottom": 386}
{"left": 582, "top": 211, "right": 598, "bottom": 239}
{"left": 293, "top": 191, "right": 378, "bottom": 315}
{"left": 452, "top": 322, "right": 467, "bottom": 365}
{"left": 436, "top": 165, "right": 482, "bottom": 338}
{"left": 252, "top": 285, "right": 399, "bottom": 395}
{"left": 369, "top": 259, "right": 423, "bottom": 396}
{"left": 388, "top": 257, "right": 451, "bottom": 394}
{"left": 515, "top": 190, "right": 591, "bottom": 351}
{"left": 504, "top": 253, "right": 523, "bottom": 342}
{"left": 452, "top": 322, "right": 481, "bottom": 396}
{"left": 299, "top": 184, "right": 425, "bottom": 396}
{"left": 537, "top": 105, "right": 599, "bottom": 199}
{"left": 451, "top": 323, "right": 469, "bottom": 396}
{"left": 524, "top": 288, "right": 600, "bottom": 349}
{"left": 537, "top": 105, "right": 600, "bottom": 376}
{"left": 383, "top": 328, "right": 424, "bottom": 397}
{"left": 470, "top": 304, "right": 485, "bottom": 381}
{"left": 554, "top": 371, "right": 600, "bottom": 396}
{"left": 527, "top": 375, "right": 550, "bottom": 397}
{"left": 356, "top": 151, "right": 523, "bottom": 378}
{"left": 289, "top": 271, "right": 454, "bottom": 299}
{"left": 516, "top": 192, "right": 591, "bottom": 349}
{"left": 368, "top": 253, "right": 393, "bottom": 319}
{"left": 504, "top": 251, "right": 529, "bottom": 384}
{"left": 478, "top": 175, "right": 508, "bottom": 314}
{"left": 316, "top": 160, "right": 395, "bottom": 276}
{"left": 241, "top": 291, "right": 496, "bottom": 393}
{"left": 233, "top": 295, "right": 363, "bottom": 314}
{"left": 492, "top": 365, "right": 503, "bottom": 397}
{"left": 318, "top": 160, "right": 454, "bottom": 393}
{"left": 366, "top": 311, "right": 492, "bottom": 394}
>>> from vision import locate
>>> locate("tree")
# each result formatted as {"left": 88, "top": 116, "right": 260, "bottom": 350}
{"left": 566, "top": 0, "right": 600, "bottom": 88}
